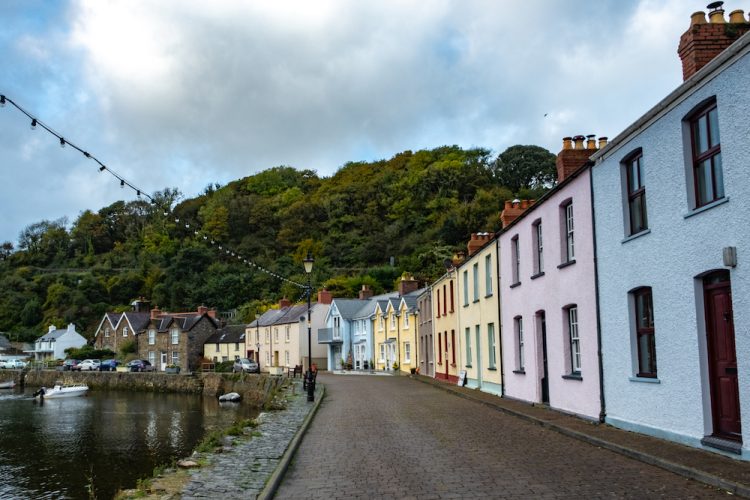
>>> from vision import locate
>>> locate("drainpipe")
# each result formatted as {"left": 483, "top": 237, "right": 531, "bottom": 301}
{"left": 588, "top": 161, "right": 607, "bottom": 423}
{"left": 397, "top": 311, "right": 401, "bottom": 373}
{"left": 494, "top": 239, "right": 505, "bottom": 396}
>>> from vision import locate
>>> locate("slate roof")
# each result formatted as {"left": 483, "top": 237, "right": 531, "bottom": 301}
{"left": 331, "top": 299, "right": 370, "bottom": 319}
{"left": 205, "top": 324, "right": 246, "bottom": 344}
{"left": 120, "top": 312, "right": 152, "bottom": 332}
{"left": 39, "top": 328, "right": 69, "bottom": 341}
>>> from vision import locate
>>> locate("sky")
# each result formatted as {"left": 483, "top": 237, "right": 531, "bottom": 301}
{"left": 0, "top": 0, "right": 697, "bottom": 245}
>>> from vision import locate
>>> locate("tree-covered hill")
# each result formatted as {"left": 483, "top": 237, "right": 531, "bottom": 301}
{"left": 0, "top": 144, "right": 555, "bottom": 341}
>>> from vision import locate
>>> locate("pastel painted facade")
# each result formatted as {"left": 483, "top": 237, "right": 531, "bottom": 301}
{"left": 373, "top": 300, "right": 393, "bottom": 371}
{"left": 499, "top": 156, "right": 602, "bottom": 420}
{"left": 250, "top": 300, "right": 329, "bottom": 373}
{"left": 417, "top": 288, "right": 434, "bottom": 377}
{"left": 431, "top": 272, "right": 460, "bottom": 383}
{"left": 319, "top": 298, "right": 369, "bottom": 371}
{"left": 455, "top": 234, "right": 502, "bottom": 395}
{"left": 203, "top": 325, "right": 246, "bottom": 363}
{"left": 591, "top": 26, "right": 750, "bottom": 457}
{"left": 28, "top": 324, "right": 87, "bottom": 361}
{"left": 396, "top": 295, "right": 420, "bottom": 374}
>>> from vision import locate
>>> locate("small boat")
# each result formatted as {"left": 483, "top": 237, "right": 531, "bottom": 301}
{"left": 0, "top": 380, "right": 15, "bottom": 389}
{"left": 33, "top": 384, "right": 88, "bottom": 399}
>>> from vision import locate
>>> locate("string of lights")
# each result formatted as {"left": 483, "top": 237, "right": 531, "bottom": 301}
{"left": 0, "top": 93, "right": 307, "bottom": 289}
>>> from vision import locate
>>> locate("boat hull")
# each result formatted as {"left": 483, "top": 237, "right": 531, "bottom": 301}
{"left": 35, "top": 385, "right": 89, "bottom": 399}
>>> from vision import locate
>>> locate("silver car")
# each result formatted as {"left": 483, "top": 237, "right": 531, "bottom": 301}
{"left": 233, "top": 358, "right": 259, "bottom": 373}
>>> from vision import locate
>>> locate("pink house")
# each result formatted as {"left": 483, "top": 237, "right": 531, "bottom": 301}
{"left": 498, "top": 135, "right": 603, "bottom": 420}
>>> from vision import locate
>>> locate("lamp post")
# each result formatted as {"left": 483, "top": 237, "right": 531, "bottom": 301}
{"left": 303, "top": 251, "right": 315, "bottom": 402}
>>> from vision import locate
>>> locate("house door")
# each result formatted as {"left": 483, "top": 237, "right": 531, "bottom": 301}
{"left": 333, "top": 345, "right": 342, "bottom": 369}
{"left": 539, "top": 312, "right": 549, "bottom": 404}
{"left": 273, "top": 350, "right": 279, "bottom": 367}
{"left": 704, "top": 272, "right": 741, "bottom": 441}
{"left": 160, "top": 352, "right": 167, "bottom": 371}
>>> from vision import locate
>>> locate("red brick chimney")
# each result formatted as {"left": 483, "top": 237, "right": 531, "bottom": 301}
{"left": 467, "top": 232, "right": 493, "bottom": 256}
{"left": 279, "top": 297, "right": 292, "bottom": 309}
{"left": 150, "top": 306, "right": 162, "bottom": 319}
{"left": 398, "top": 274, "right": 419, "bottom": 296}
{"left": 556, "top": 135, "right": 597, "bottom": 182}
{"left": 678, "top": 5, "right": 750, "bottom": 81}
{"left": 358, "top": 285, "right": 374, "bottom": 300}
{"left": 318, "top": 288, "right": 333, "bottom": 304}
{"left": 208, "top": 308, "right": 217, "bottom": 319}
{"left": 500, "top": 200, "right": 535, "bottom": 228}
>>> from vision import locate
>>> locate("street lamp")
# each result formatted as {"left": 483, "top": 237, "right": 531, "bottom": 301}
{"left": 303, "top": 251, "right": 315, "bottom": 402}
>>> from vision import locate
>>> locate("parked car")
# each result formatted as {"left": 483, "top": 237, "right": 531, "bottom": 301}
{"left": 127, "top": 359, "right": 154, "bottom": 372}
{"left": 77, "top": 359, "right": 101, "bottom": 371}
{"left": 57, "top": 359, "right": 80, "bottom": 371}
{"left": 0, "top": 359, "right": 27, "bottom": 369}
{"left": 99, "top": 359, "right": 120, "bottom": 371}
{"left": 233, "top": 358, "right": 260, "bottom": 374}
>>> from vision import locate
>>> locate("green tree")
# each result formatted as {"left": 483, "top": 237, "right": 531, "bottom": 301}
{"left": 491, "top": 145, "right": 556, "bottom": 194}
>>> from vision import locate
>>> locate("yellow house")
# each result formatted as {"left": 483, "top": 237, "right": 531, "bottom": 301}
{"left": 431, "top": 270, "right": 460, "bottom": 383}
{"left": 373, "top": 275, "right": 424, "bottom": 374}
{"left": 203, "top": 325, "right": 246, "bottom": 363}
{"left": 373, "top": 300, "right": 390, "bottom": 371}
{"left": 455, "top": 232, "right": 502, "bottom": 395}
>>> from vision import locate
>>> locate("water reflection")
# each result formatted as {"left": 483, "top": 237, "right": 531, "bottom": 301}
{"left": 0, "top": 389, "right": 257, "bottom": 499}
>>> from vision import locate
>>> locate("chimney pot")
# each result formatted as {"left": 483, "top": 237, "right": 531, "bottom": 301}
{"left": 48, "top": 325, "right": 56, "bottom": 334}
{"left": 562, "top": 137, "right": 573, "bottom": 150}
{"left": 690, "top": 11, "right": 707, "bottom": 26}
{"left": 504, "top": 200, "right": 512, "bottom": 209}
{"left": 573, "top": 135, "right": 585, "bottom": 149}
{"left": 728, "top": 9, "right": 745, "bottom": 23}
{"left": 598, "top": 137, "right": 609, "bottom": 149}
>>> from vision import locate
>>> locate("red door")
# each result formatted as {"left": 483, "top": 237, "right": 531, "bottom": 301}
{"left": 704, "top": 276, "right": 742, "bottom": 440}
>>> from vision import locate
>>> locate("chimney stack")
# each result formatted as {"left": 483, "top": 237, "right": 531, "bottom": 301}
{"left": 556, "top": 134, "right": 598, "bottom": 182}
{"left": 467, "top": 232, "right": 494, "bottom": 256}
{"left": 678, "top": 3, "right": 750, "bottom": 81}
{"left": 358, "top": 285, "right": 373, "bottom": 300}
{"left": 318, "top": 288, "right": 333, "bottom": 304}
{"left": 197, "top": 305, "right": 209, "bottom": 316}
{"left": 452, "top": 250, "right": 466, "bottom": 266}
{"left": 279, "top": 297, "right": 292, "bottom": 309}
{"left": 500, "top": 200, "right": 535, "bottom": 228}
{"left": 398, "top": 273, "right": 419, "bottom": 296}
{"left": 150, "top": 306, "right": 162, "bottom": 319}
{"left": 48, "top": 325, "right": 56, "bottom": 334}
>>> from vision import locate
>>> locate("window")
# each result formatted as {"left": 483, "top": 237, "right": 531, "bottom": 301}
{"left": 404, "top": 342, "right": 411, "bottom": 363}
{"left": 148, "top": 329, "right": 155, "bottom": 345}
{"left": 403, "top": 311, "right": 409, "bottom": 328}
{"left": 515, "top": 317, "right": 524, "bottom": 371}
{"left": 436, "top": 289, "right": 441, "bottom": 318}
{"left": 148, "top": 351, "right": 155, "bottom": 365}
{"left": 624, "top": 151, "right": 648, "bottom": 235}
{"left": 123, "top": 326, "right": 129, "bottom": 337}
{"left": 465, "top": 327, "right": 472, "bottom": 367}
{"left": 390, "top": 312, "right": 396, "bottom": 330}
{"left": 379, "top": 344, "right": 385, "bottom": 362}
{"left": 533, "top": 220, "right": 544, "bottom": 274}
{"left": 215, "top": 343, "right": 220, "bottom": 352}
{"left": 463, "top": 271, "right": 469, "bottom": 305}
{"left": 171, "top": 351, "right": 179, "bottom": 365}
{"left": 511, "top": 236, "right": 520, "bottom": 284}
{"left": 633, "top": 288, "right": 656, "bottom": 377}
{"left": 266, "top": 352, "right": 270, "bottom": 365}
{"left": 567, "top": 306, "right": 581, "bottom": 374}
{"left": 235, "top": 342, "right": 240, "bottom": 351}
{"left": 171, "top": 328, "right": 179, "bottom": 345}
{"left": 285, "top": 325, "right": 290, "bottom": 342}
{"left": 438, "top": 332, "right": 443, "bottom": 364}
{"left": 472, "top": 263, "right": 479, "bottom": 301}
{"left": 690, "top": 101, "right": 723, "bottom": 207}
{"left": 265, "top": 329, "right": 270, "bottom": 343}
{"left": 255, "top": 330, "right": 259, "bottom": 343}
{"left": 378, "top": 314, "right": 384, "bottom": 330}
{"left": 451, "top": 330, "right": 456, "bottom": 365}
{"left": 274, "top": 327, "right": 279, "bottom": 343}
{"left": 334, "top": 316, "right": 341, "bottom": 339}
{"left": 562, "top": 202, "right": 575, "bottom": 262}
{"left": 449, "top": 280, "right": 454, "bottom": 312}
{"left": 285, "top": 351, "right": 289, "bottom": 366}
{"left": 487, "top": 323, "right": 496, "bottom": 369}
{"left": 485, "top": 254, "right": 493, "bottom": 296}
{"left": 105, "top": 327, "right": 110, "bottom": 338}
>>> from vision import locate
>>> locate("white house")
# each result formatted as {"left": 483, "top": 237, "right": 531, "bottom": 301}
{"left": 27, "top": 324, "right": 87, "bottom": 361}
{"left": 591, "top": 10, "right": 750, "bottom": 458}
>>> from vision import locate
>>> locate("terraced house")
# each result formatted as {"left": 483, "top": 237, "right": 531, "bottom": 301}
{"left": 431, "top": 267, "right": 459, "bottom": 383}
{"left": 455, "top": 233, "right": 502, "bottom": 395}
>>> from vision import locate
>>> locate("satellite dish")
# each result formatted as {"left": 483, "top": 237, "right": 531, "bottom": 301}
{"left": 443, "top": 258, "right": 454, "bottom": 270}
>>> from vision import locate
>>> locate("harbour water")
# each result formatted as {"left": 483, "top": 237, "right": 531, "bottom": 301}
{"left": 0, "top": 388, "right": 258, "bottom": 499}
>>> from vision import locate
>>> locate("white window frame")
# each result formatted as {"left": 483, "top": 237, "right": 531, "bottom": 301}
{"left": 285, "top": 350, "right": 290, "bottom": 366}
{"left": 274, "top": 327, "right": 279, "bottom": 343}
{"left": 565, "top": 202, "right": 575, "bottom": 262}
{"left": 404, "top": 342, "right": 411, "bottom": 363}
{"left": 148, "top": 351, "right": 155, "bottom": 365}
{"left": 390, "top": 312, "right": 396, "bottom": 330}
{"left": 379, "top": 343, "right": 385, "bottom": 362}
{"left": 472, "top": 263, "right": 479, "bottom": 301}
{"left": 515, "top": 317, "right": 524, "bottom": 371}
{"left": 403, "top": 311, "right": 409, "bottom": 329}
{"left": 463, "top": 270, "right": 469, "bottom": 305}
{"left": 534, "top": 220, "right": 544, "bottom": 274}
{"left": 487, "top": 323, "right": 496, "bottom": 369}
{"left": 148, "top": 329, "right": 156, "bottom": 345}
{"left": 170, "top": 328, "right": 179, "bottom": 345}
{"left": 105, "top": 327, "right": 110, "bottom": 338}
{"left": 285, "top": 325, "right": 290, "bottom": 342}
{"left": 465, "top": 327, "right": 472, "bottom": 367}
{"left": 171, "top": 351, "right": 179, "bottom": 366}
{"left": 123, "top": 326, "right": 129, "bottom": 337}
{"left": 511, "top": 236, "right": 520, "bottom": 284}
{"left": 568, "top": 306, "right": 581, "bottom": 373}
{"left": 485, "top": 254, "right": 493, "bottom": 296}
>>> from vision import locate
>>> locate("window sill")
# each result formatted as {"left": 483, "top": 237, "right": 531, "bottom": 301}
{"left": 512, "top": 369, "right": 526, "bottom": 375}
{"left": 451, "top": 363, "right": 457, "bottom": 368}
{"left": 557, "top": 260, "right": 576, "bottom": 270}
{"left": 530, "top": 271, "right": 545, "bottom": 280}
{"left": 684, "top": 196, "right": 729, "bottom": 219}
{"left": 509, "top": 282, "right": 521, "bottom": 289}
{"left": 562, "top": 373, "right": 582, "bottom": 381}
{"left": 465, "top": 365, "right": 472, "bottom": 369}
{"left": 485, "top": 293, "right": 493, "bottom": 298}
{"left": 488, "top": 367, "right": 497, "bottom": 371}
{"left": 628, "top": 376, "right": 660, "bottom": 384}
{"left": 473, "top": 299, "right": 480, "bottom": 304}
{"left": 621, "top": 228, "right": 651, "bottom": 244}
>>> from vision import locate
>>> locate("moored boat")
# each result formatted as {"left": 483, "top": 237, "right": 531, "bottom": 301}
{"left": 33, "top": 384, "right": 88, "bottom": 399}
{"left": 0, "top": 380, "right": 15, "bottom": 389}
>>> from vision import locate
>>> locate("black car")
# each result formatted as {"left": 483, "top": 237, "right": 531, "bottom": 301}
{"left": 127, "top": 359, "right": 153, "bottom": 372}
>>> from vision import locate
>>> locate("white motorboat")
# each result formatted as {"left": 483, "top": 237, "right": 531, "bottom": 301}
{"left": 33, "top": 384, "right": 88, "bottom": 399}
{"left": 0, "top": 380, "right": 15, "bottom": 389}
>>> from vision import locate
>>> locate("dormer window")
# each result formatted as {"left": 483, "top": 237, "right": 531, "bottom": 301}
{"left": 123, "top": 326, "right": 129, "bottom": 337}
{"left": 105, "top": 327, "right": 110, "bottom": 338}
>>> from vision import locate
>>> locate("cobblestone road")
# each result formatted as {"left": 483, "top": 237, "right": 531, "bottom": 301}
{"left": 275, "top": 374, "right": 728, "bottom": 499}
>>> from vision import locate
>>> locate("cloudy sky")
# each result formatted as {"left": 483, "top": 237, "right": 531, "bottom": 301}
{"left": 1, "top": 0, "right": 696, "bottom": 244}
